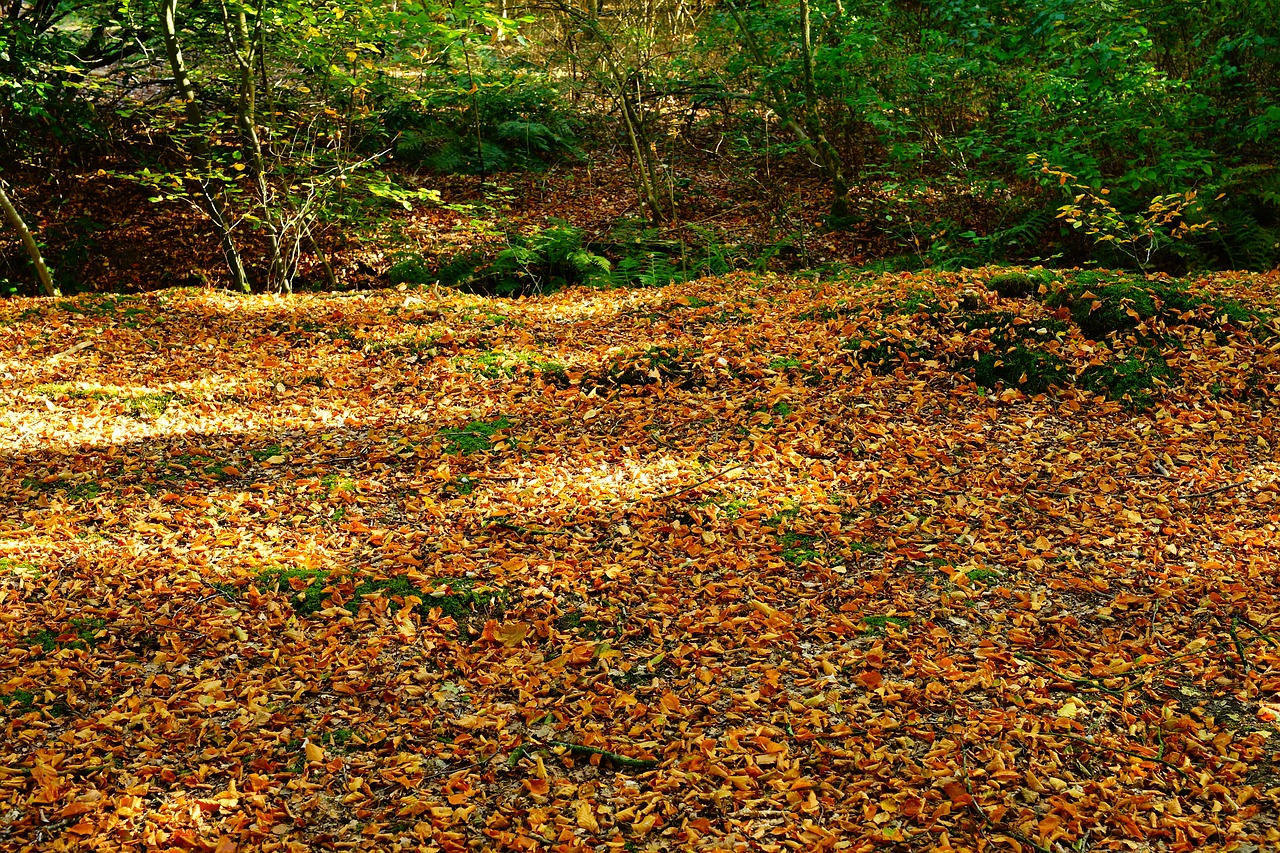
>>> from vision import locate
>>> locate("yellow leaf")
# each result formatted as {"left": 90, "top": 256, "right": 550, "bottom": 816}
{"left": 575, "top": 800, "right": 599, "bottom": 832}
{"left": 632, "top": 812, "right": 657, "bottom": 835}
{"left": 304, "top": 740, "right": 324, "bottom": 762}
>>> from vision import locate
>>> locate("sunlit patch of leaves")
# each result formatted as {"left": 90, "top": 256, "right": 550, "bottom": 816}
{"left": 321, "top": 474, "right": 356, "bottom": 494}
{"left": 0, "top": 557, "right": 40, "bottom": 579}
{"left": 364, "top": 332, "right": 442, "bottom": 356}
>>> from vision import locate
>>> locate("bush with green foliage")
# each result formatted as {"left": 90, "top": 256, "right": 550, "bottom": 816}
{"left": 385, "top": 70, "right": 581, "bottom": 174}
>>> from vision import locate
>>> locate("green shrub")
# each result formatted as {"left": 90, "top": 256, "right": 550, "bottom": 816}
{"left": 385, "top": 71, "right": 580, "bottom": 174}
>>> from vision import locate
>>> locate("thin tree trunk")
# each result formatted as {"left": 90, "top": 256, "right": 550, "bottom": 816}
{"left": 228, "top": 0, "right": 286, "bottom": 290}
{"left": 725, "top": 0, "right": 850, "bottom": 221}
{"left": 0, "top": 180, "right": 59, "bottom": 297}
{"left": 159, "top": 0, "right": 253, "bottom": 293}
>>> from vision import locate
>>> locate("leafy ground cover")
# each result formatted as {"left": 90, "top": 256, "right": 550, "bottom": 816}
{"left": 2, "top": 267, "right": 1280, "bottom": 851}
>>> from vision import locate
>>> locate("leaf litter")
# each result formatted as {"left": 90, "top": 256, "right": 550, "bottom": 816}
{"left": 2, "top": 268, "right": 1280, "bottom": 851}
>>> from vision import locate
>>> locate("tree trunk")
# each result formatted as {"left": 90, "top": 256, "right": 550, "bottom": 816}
{"left": 228, "top": 0, "right": 286, "bottom": 291}
{"left": 725, "top": 0, "right": 852, "bottom": 223}
{"left": 0, "top": 180, "right": 59, "bottom": 297}
{"left": 159, "top": 0, "right": 253, "bottom": 293}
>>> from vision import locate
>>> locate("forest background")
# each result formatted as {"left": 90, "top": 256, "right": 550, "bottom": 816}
{"left": 2, "top": 0, "right": 1278, "bottom": 294}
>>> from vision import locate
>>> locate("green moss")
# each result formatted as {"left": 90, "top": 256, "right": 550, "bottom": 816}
{"left": 1043, "top": 273, "right": 1263, "bottom": 340}
{"left": 438, "top": 417, "right": 511, "bottom": 456}
{"left": 966, "top": 568, "right": 1001, "bottom": 583}
{"left": 31, "top": 629, "right": 58, "bottom": 653}
{"left": 365, "top": 333, "right": 442, "bottom": 356}
{"left": 986, "top": 270, "right": 1054, "bottom": 299}
{"left": 26, "top": 617, "right": 106, "bottom": 653}
{"left": 250, "top": 444, "right": 287, "bottom": 462}
{"left": 777, "top": 532, "right": 822, "bottom": 566}
{"left": 0, "top": 689, "right": 37, "bottom": 710}
{"left": 32, "top": 384, "right": 173, "bottom": 416}
{"left": 0, "top": 557, "right": 40, "bottom": 578}
{"left": 894, "top": 288, "right": 940, "bottom": 315}
{"left": 862, "top": 615, "right": 910, "bottom": 634}
{"left": 968, "top": 345, "right": 1069, "bottom": 394}
{"left": 463, "top": 350, "right": 564, "bottom": 379}
{"left": 322, "top": 474, "right": 356, "bottom": 494}
{"left": 20, "top": 478, "right": 101, "bottom": 501}
{"left": 1080, "top": 350, "right": 1175, "bottom": 409}
{"left": 256, "top": 567, "right": 332, "bottom": 615}
{"left": 348, "top": 574, "right": 508, "bottom": 620}
{"left": 767, "top": 356, "right": 803, "bottom": 371}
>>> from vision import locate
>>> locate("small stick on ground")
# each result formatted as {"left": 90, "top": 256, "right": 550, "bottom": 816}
{"left": 651, "top": 463, "right": 746, "bottom": 502}
{"left": 546, "top": 739, "right": 658, "bottom": 769}
{"left": 1179, "top": 480, "right": 1249, "bottom": 500}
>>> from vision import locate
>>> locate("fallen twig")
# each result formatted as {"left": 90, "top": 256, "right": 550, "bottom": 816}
{"left": 1014, "top": 652, "right": 1123, "bottom": 697}
{"left": 1049, "top": 731, "right": 1190, "bottom": 779}
{"left": 485, "top": 517, "right": 564, "bottom": 536}
{"left": 546, "top": 738, "right": 658, "bottom": 769}
{"left": 650, "top": 463, "right": 746, "bottom": 502}
{"left": 1179, "top": 480, "right": 1248, "bottom": 499}
{"left": 46, "top": 340, "right": 94, "bottom": 361}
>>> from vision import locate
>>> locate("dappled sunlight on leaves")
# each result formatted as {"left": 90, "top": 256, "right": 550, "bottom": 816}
{"left": 2, "top": 268, "right": 1280, "bottom": 850}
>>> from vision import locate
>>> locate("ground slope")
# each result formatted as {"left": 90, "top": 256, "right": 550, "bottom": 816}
{"left": 2, "top": 268, "right": 1280, "bottom": 852}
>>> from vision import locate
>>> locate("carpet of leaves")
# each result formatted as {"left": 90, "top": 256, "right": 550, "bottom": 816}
{"left": 3, "top": 268, "right": 1280, "bottom": 853}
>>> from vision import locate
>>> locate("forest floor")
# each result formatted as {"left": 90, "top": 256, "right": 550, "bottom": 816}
{"left": 3, "top": 266, "right": 1280, "bottom": 852}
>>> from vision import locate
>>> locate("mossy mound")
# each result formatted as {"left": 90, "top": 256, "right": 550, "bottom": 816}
{"left": 985, "top": 270, "right": 1056, "bottom": 299}
{"left": 1042, "top": 272, "right": 1260, "bottom": 340}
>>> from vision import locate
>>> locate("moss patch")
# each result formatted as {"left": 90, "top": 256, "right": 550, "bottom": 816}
{"left": 256, "top": 567, "right": 332, "bottom": 615}
{"left": 1080, "top": 350, "right": 1175, "bottom": 409}
{"left": 33, "top": 384, "right": 174, "bottom": 416}
{"left": 438, "top": 417, "right": 511, "bottom": 456}
{"left": 968, "top": 345, "right": 1069, "bottom": 395}
{"left": 1042, "top": 273, "right": 1263, "bottom": 340}
{"left": 986, "top": 270, "right": 1055, "bottom": 299}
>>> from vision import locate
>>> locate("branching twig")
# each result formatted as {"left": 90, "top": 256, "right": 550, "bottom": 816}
{"left": 1049, "top": 731, "right": 1190, "bottom": 779}
{"left": 959, "top": 743, "right": 1051, "bottom": 853}
{"left": 485, "top": 517, "right": 564, "bottom": 537}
